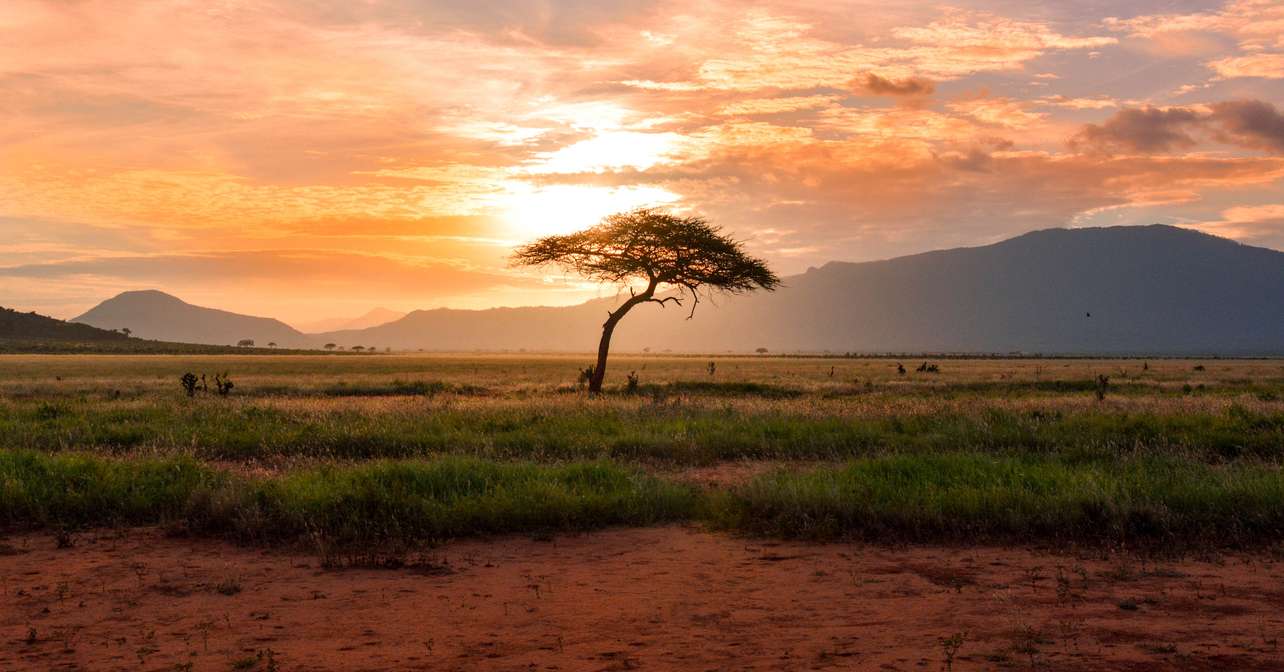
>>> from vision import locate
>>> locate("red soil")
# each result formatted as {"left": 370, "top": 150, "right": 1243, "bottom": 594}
{"left": 4, "top": 526, "right": 1284, "bottom": 671}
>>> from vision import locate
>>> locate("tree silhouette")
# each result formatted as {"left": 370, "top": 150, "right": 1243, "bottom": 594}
{"left": 236, "top": 338, "right": 254, "bottom": 347}
{"left": 267, "top": 342, "right": 277, "bottom": 348}
{"left": 121, "top": 328, "right": 132, "bottom": 338}
{"left": 512, "top": 208, "right": 779, "bottom": 393}
{"left": 324, "top": 343, "right": 336, "bottom": 350}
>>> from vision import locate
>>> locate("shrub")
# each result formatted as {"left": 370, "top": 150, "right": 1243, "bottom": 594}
{"left": 180, "top": 373, "right": 198, "bottom": 398}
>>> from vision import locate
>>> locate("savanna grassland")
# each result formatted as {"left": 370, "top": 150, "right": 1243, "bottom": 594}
{"left": 3, "top": 354, "right": 1283, "bottom": 548}
{"left": 5, "top": 354, "right": 1284, "bottom": 671}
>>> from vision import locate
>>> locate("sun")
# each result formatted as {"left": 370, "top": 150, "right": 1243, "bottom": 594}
{"left": 498, "top": 183, "right": 681, "bottom": 240}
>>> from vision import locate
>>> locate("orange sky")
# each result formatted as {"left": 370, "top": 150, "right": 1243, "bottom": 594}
{"left": 2, "top": 0, "right": 1283, "bottom": 325}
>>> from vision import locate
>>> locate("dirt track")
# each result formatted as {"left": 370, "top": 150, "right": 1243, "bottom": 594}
{"left": 4, "top": 526, "right": 1284, "bottom": 671}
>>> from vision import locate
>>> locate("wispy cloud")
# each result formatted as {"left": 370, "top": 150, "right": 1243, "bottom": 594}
{"left": 0, "top": 0, "right": 1280, "bottom": 320}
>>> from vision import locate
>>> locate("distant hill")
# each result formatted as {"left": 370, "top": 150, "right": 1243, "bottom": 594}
{"left": 0, "top": 306, "right": 130, "bottom": 343}
{"left": 0, "top": 305, "right": 315, "bottom": 354}
{"left": 73, "top": 290, "right": 311, "bottom": 348}
{"left": 294, "top": 307, "right": 406, "bottom": 334}
{"left": 318, "top": 225, "right": 1284, "bottom": 355}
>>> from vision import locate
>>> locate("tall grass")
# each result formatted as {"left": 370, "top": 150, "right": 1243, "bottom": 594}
{"left": 709, "top": 453, "right": 1284, "bottom": 547}
{"left": 6, "top": 450, "right": 1284, "bottom": 549}
{"left": 0, "top": 450, "right": 695, "bottom": 544}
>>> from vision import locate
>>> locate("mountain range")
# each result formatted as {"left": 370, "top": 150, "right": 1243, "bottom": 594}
{"left": 291, "top": 308, "right": 406, "bottom": 334}
{"left": 68, "top": 225, "right": 1284, "bottom": 355}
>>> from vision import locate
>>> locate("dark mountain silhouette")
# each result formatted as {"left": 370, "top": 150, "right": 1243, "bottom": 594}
{"left": 73, "top": 290, "right": 310, "bottom": 347}
{"left": 318, "top": 225, "right": 1284, "bottom": 355}
{"left": 0, "top": 306, "right": 130, "bottom": 343}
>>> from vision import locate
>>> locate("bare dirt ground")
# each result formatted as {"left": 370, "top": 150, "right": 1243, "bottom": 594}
{"left": 4, "top": 526, "right": 1284, "bottom": 671}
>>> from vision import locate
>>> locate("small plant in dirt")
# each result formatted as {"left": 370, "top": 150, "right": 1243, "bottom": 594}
{"left": 1095, "top": 374, "right": 1110, "bottom": 401}
{"left": 230, "top": 649, "right": 280, "bottom": 671}
{"left": 215, "top": 577, "right": 242, "bottom": 596}
{"left": 626, "top": 371, "right": 640, "bottom": 394}
{"left": 939, "top": 631, "right": 966, "bottom": 671}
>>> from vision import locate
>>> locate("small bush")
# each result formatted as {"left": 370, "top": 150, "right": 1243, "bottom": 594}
{"left": 180, "top": 373, "right": 198, "bottom": 398}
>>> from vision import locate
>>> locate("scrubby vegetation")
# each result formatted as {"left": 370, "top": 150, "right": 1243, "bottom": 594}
{"left": 1, "top": 354, "right": 1282, "bottom": 550}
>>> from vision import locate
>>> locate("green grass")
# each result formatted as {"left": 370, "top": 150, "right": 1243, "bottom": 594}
{"left": 709, "top": 453, "right": 1284, "bottom": 546}
{"left": 6, "top": 449, "right": 1284, "bottom": 549}
{"left": 0, "top": 450, "right": 695, "bottom": 545}
{"left": 2, "top": 398, "right": 1280, "bottom": 465}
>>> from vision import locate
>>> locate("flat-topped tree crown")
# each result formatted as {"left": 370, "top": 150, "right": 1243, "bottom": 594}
{"left": 512, "top": 208, "right": 780, "bottom": 393}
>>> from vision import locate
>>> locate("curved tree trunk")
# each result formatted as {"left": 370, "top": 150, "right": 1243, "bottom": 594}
{"left": 588, "top": 317, "right": 619, "bottom": 394}
{"left": 588, "top": 283, "right": 655, "bottom": 394}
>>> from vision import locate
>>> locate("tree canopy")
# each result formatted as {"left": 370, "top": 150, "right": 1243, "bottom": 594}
{"left": 511, "top": 208, "right": 780, "bottom": 319}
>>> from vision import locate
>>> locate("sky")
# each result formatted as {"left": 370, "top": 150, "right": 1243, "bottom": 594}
{"left": 2, "top": 0, "right": 1283, "bottom": 326}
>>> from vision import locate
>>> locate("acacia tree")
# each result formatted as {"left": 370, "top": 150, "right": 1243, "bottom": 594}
{"left": 512, "top": 208, "right": 779, "bottom": 393}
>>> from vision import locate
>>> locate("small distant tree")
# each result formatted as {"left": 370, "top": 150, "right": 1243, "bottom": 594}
{"left": 324, "top": 343, "right": 337, "bottom": 350}
{"left": 267, "top": 342, "right": 277, "bottom": 348}
{"left": 237, "top": 338, "right": 254, "bottom": 348}
{"left": 512, "top": 208, "right": 779, "bottom": 393}
{"left": 755, "top": 347, "right": 768, "bottom": 355}
{"left": 351, "top": 345, "right": 364, "bottom": 352}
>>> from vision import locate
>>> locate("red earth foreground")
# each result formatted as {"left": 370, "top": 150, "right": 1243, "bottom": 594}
{"left": 4, "top": 525, "right": 1284, "bottom": 671}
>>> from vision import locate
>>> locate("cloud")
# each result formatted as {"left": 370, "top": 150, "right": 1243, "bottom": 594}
{"left": 1107, "top": 2, "right": 1284, "bottom": 77}
{"left": 0, "top": 0, "right": 1281, "bottom": 319}
{"left": 1209, "top": 100, "right": 1284, "bottom": 152}
{"left": 718, "top": 95, "right": 841, "bottom": 116}
{"left": 1071, "top": 107, "right": 1206, "bottom": 153}
{"left": 859, "top": 73, "right": 935, "bottom": 97}
{"left": 1208, "top": 53, "right": 1284, "bottom": 79}
{"left": 1188, "top": 203, "right": 1284, "bottom": 249}
{"left": 623, "top": 7, "right": 1115, "bottom": 92}
{"left": 1071, "top": 100, "right": 1284, "bottom": 155}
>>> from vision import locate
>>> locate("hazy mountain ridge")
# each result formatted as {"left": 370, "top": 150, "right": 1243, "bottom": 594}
{"left": 71, "top": 226, "right": 1284, "bottom": 355}
{"left": 321, "top": 225, "right": 1284, "bottom": 355}
{"left": 293, "top": 307, "right": 406, "bottom": 334}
